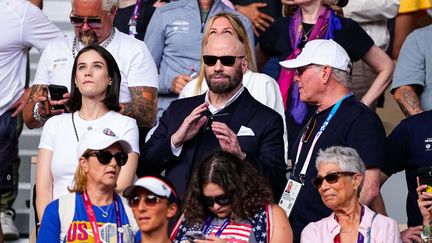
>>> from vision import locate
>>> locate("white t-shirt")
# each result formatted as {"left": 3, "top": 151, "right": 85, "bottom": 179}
{"left": 180, "top": 70, "right": 289, "bottom": 163}
{"left": 0, "top": 0, "right": 62, "bottom": 115}
{"left": 38, "top": 111, "right": 139, "bottom": 199}
{"left": 33, "top": 28, "right": 158, "bottom": 103}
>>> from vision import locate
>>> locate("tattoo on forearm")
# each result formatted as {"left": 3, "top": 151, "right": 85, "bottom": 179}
{"left": 396, "top": 88, "right": 423, "bottom": 117}
{"left": 122, "top": 86, "right": 157, "bottom": 127}
{"left": 27, "top": 85, "right": 48, "bottom": 103}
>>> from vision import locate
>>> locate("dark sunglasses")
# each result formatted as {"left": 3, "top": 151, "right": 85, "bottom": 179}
{"left": 85, "top": 150, "right": 128, "bottom": 166}
{"left": 202, "top": 55, "right": 244, "bottom": 66}
{"left": 296, "top": 65, "right": 320, "bottom": 77}
{"left": 202, "top": 194, "right": 232, "bottom": 207}
{"left": 312, "top": 171, "right": 357, "bottom": 188}
{"left": 70, "top": 14, "right": 103, "bottom": 28}
{"left": 128, "top": 194, "right": 161, "bottom": 208}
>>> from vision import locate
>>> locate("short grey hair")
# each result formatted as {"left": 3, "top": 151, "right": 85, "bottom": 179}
{"left": 331, "top": 68, "right": 352, "bottom": 88}
{"left": 315, "top": 146, "right": 365, "bottom": 192}
{"left": 71, "top": 0, "right": 118, "bottom": 11}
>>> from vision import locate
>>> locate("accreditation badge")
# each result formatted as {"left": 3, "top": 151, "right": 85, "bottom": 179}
{"left": 278, "top": 178, "right": 302, "bottom": 217}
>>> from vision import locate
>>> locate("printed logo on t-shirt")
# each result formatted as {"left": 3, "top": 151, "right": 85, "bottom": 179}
{"left": 425, "top": 138, "right": 432, "bottom": 152}
{"left": 172, "top": 20, "right": 190, "bottom": 33}
{"left": 66, "top": 221, "right": 134, "bottom": 243}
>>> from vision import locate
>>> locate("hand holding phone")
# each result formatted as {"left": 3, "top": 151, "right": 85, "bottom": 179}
{"left": 48, "top": 84, "right": 68, "bottom": 110}
{"left": 418, "top": 167, "right": 432, "bottom": 193}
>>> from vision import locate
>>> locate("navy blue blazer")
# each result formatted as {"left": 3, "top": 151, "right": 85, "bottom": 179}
{"left": 139, "top": 89, "right": 287, "bottom": 199}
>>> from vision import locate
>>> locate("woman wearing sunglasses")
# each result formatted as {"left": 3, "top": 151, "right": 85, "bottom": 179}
{"left": 301, "top": 146, "right": 401, "bottom": 242}
{"left": 123, "top": 175, "right": 178, "bottom": 243}
{"left": 36, "top": 44, "right": 139, "bottom": 223}
{"left": 171, "top": 151, "right": 292, "bottom": 243}
{"left": 37, "top": 127, "right": 139, "bottom": 242}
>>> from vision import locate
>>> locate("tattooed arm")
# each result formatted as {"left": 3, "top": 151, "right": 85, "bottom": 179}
{"left": 393, "top": 85, "right": 424, "bottom": 117}
{"left": 121, "top": 86, "right": 158, "bottom": 128}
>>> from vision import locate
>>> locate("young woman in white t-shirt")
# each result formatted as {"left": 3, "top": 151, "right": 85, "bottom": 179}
{"left": 35, "top": 44, "right": 139, "bottom": 221}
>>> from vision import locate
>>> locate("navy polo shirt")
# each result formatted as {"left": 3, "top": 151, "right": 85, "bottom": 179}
{"left": 384, "top": 110, "right": 432, "bottom": 227}
{"left": 288, "top": 96, "right": 386, "bottom": 243}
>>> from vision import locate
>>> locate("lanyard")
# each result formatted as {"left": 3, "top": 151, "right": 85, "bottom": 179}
{"left": 334, "top": 206, "right": 366, "bottom": 243}
{"left": 201, "top": 216, "right": 231, "bottom": 237}
{"left": 128, "top": 0, "right": 142, "bottom": 36}
{"left": 294, "top": 93, "right": 352, "bottom": 184}
{"left": 82, "top": 192, "right": 123, "bottom": 243}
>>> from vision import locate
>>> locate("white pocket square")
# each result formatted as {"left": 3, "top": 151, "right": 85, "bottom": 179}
{"left": 237, "top": 125, "right": 255, "bottom": 136}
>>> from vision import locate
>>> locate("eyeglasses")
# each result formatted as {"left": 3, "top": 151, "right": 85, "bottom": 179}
{"left": 312, "top": 171, "right": 357, "bottom": 188}
{"left": 202, "top": 55, "right": 245, "bottom": 66}
{"left": 296, "top": 65, "right": 320, "bottom": 77}
{"left": 202, "top": 194, "right": 232, "bottom": 207}
{"left": 70, "top": 14, "right": 103, "bottom": 28}
{"left": 85, "top": 150, "right": 128, "bottom": 166}
{"left": 128, "top": 194, "right": 162, "bottom": 208}
{"left": 302, "top": 117, "right": 316, "bottom": 143}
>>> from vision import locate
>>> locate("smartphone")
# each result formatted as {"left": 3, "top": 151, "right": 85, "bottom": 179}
{"left": 417, "top": 167, "right": 432, "bottom": 193}
{"left": 48, "top": 84, "right": 68, "bottom": 110}
{"left": 185, "top": 231, "right": 206, "bottom": 241}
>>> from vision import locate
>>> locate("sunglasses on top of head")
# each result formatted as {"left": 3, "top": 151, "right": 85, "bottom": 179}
{"left": 85, "top": 150, "right": 128, "bottom": 166}
{"left": 312, "top": 171, "right": 357, "bottom": 188}
{"left": 202, "top": 194, "right": 232, "bottom": 207}
{"left": 202, "top": 55, "right": 245, "bottom": 66}
{"left": 69, "top": 14, "right": 103, "bottom": 28}
{"left": 128, "top": 194, "right": 163, "bottom": 208}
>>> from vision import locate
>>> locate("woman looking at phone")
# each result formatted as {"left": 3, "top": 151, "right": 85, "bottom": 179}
{"left": 35, "top": 44, "right": 139, "bottom": 221}
{"left": 301, "top": 146, "right": 401, "bottom": 242}
{"left": 171, "top": 151, "right": 292, "bottom": 243}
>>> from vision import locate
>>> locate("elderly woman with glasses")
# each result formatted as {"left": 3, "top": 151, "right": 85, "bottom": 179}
{"left": 123, "top": 175, "right": 179, "bottom": 243}
{"left": 301, "top": 146, "right": 401, "bottom": 242}
{"left": 171, "top": 151, "right": 292, "bottom": 243}
{"left": 37, "top": 128, "right": 139, "bottom": 242}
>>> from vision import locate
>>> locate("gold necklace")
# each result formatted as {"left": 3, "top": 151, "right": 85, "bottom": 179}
{"left": 302, "top": 24, "right": 314, "bottom": 42}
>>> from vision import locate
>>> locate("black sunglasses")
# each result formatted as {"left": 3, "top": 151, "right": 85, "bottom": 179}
{"left": 202, "top": 55, "right": 245, "bottom": 66}
{"left": 312, "top": 171, "right": 357, "bottom": 188}
{"left": 128, "top": 194, "right": 162, "bottom": 208}
{"left": 85, "top": 150, "right": 128, "bottom": 166}
{"left": 296, "top": 65, "right": 320, "bottom": 77}
{"left": 202, "top": 194, "right": 232, "bottom": 207}
{"left": 70, "top": 14, "right": 103, "bottom": 28}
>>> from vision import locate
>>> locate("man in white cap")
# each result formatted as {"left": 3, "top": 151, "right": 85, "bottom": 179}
{"left": 278, "top": 39, "right": 387, "bottom": 242}
{"left": 123, "top": 175, "right": 178, "bottom": 243}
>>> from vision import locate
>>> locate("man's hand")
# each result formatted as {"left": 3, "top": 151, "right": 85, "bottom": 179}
{"left": 417, "top": 177, "right": 432, "bottom": 225}
{"left": 10, "top": 88, "right": 31, "bottom": 117}
{"left": 235, "top": 3, "right": 274, "bottom": 36}
{"left": 401, "top": 226, "right": 422, "bottom": 243}
{"left": 211, "top": 121, "right": 244, "bottom": 159}
{"left": 171, "top": 102, "right": 208, "bottom": 147}
{"left": 171, "top": 74, "right": 192, "bottom": 94}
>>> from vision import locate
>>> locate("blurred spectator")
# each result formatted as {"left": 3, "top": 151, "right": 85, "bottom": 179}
{"left": 124, "top": 175, "right": 178, "bottom": 242}
{"left": 279, "top": 39, "right": 386, "bottom": 242}
{"left": 256, "top": 0, "right": 393, "bottom": 155}
{"left": 0, "top": 0, "right": 62, "bottom": 239}
{"left": 37, "top": 127, "right": 139, "bottom": 242}
{"left": 144, "top": 0, "right": 254, "bottom": 117}
{"left": 302, "top": 146, "right": 401, "bottom": 243}
{"left": 141, "top": 35, "right": 286, "bottom": 199}
{"left": 23, "top": 0, "right": 158, "bottom": 130}
{"left": 114, "top": 0, "right": 167, "bottom": 40}
{"left": 391, "top": 24, "right": 432, "bottom": 117}
{"left": 35, "top": 45, "right": 139, "bottom": 223}
{"left": 179, "top": 12, "right": 289, "bottom": 165}
{"left": 171, "top": 151, "right": 293, "bottom": 242}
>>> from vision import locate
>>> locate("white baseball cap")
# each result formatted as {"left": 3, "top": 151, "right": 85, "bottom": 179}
{"left": 76, "top": 128, "right": 132, "bottom": 160}
{"left": 123, "top": 176, "right": 178, "bottom": 203}
{"left": 279, "top": 39, "right": 352, "bottom": 73}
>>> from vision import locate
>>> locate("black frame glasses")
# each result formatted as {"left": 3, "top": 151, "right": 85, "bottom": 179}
{"left": 296, "top": 65, "right": 321, "bottom": 77}
{"left": 128, "top": 194, "right": 162, "bottom": 208}
{"left": 312, "top": 171, "right": 357, "bottom": 188}
{"left": 202, "top": 194, "right": 232, "bottom": 207}
{"left": 202, "top": 55, "right": 245, "bottom": 66}
{"left": 85, "top": 150, "right": 128, "bottom": 166}
{"left": 69, "top": 14, "right": 103, "bottom": 28}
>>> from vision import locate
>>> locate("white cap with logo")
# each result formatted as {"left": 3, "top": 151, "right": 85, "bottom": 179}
{"left": 279, "top": 39, "right": 352, "bottom": 73}
{"left": 76, "top": 127, "right": 132, "bottom": 160}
